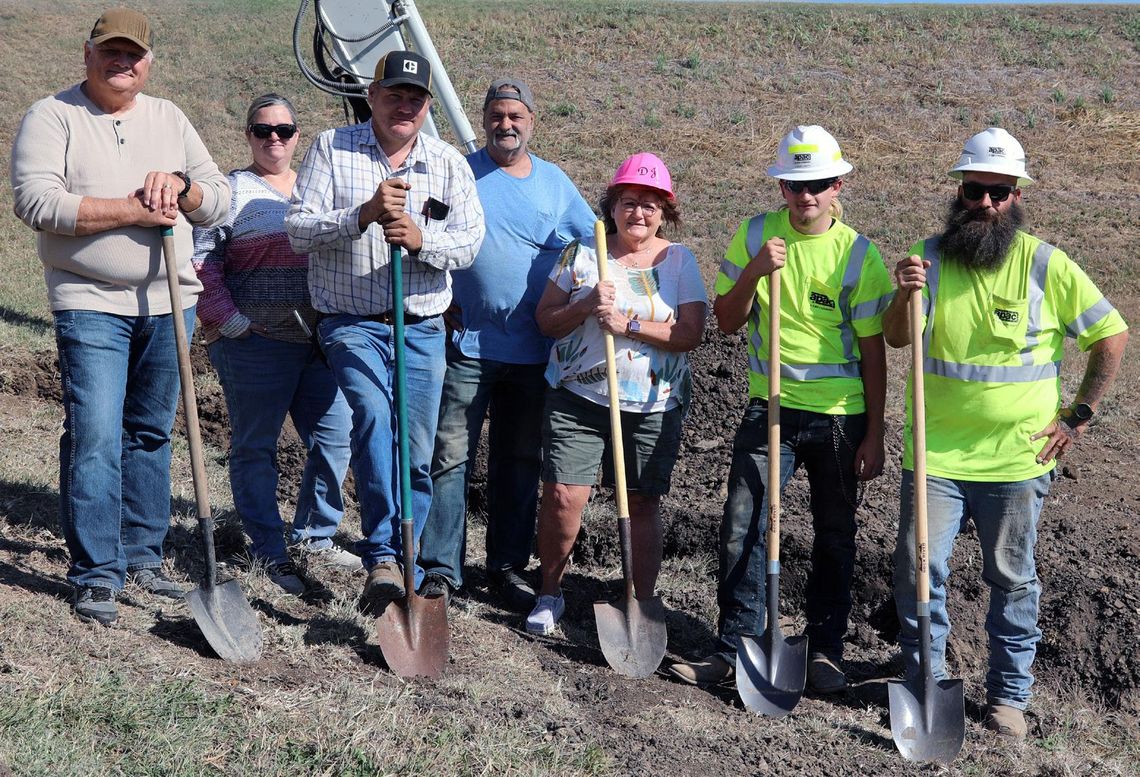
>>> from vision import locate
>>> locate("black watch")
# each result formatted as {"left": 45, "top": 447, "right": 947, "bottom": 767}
{"left": 1061, "top": 402, "right": 1094, "bottom": 428}
{"left": 172, "top": 171, "right": 191, "bottom": 198}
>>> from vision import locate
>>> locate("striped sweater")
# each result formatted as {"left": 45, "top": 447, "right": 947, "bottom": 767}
{"left": 192, "top": 169, "right": 317, "bottom": 343}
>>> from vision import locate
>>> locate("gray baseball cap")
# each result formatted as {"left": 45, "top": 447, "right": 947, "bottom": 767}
{"left": 483, "top": 78, "right": 535, "bottom": 112}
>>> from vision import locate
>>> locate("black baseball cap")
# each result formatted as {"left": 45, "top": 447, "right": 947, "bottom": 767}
{"left": 483, "top": 78, "right": 535, "bottom": 112}
{"left": 373, "top": 50, "right": 433, "bottom": 96}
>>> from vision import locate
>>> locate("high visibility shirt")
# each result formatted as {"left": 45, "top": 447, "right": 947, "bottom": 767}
{"left": 904, "top": 230, "right": 1128, "bottom": 482}
{"left": 715, "top": 209, "right": 892, "bottom": 414}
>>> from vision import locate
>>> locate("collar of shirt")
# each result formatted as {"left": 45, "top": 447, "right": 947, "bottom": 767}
{"left": 358, "top": 123, "right": 430, "bottom": 177}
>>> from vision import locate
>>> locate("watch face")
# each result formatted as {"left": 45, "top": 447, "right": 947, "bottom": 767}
{"left": 628, "top": 320, "right": 641, "bottom": 333}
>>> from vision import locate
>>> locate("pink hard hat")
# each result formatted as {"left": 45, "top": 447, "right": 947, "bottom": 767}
{"left": 609, "top": 152, "right": 675, "bottom": 199}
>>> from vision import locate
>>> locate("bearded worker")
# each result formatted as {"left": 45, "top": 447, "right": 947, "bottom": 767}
{"left": 883, "top": 128, "right": 1128, "bottom": 739}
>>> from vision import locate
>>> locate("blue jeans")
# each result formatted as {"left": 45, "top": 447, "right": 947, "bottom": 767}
{"left": 207, "top": 335, "right": 352, "bottom": 565}
{"left": 419, "top": 346, "right": 545, "bottom": 588}
{"left": 893, "top": 469, "right": 1051, "bottom": 710}
{"left": 317, "top": 314, "right": 446, "bottom": 583}
{"left": 54, "top": 307, "right": 196, "bottom": 590}
{"left": 716, "top": 400, "right": 866, "bottom": 661}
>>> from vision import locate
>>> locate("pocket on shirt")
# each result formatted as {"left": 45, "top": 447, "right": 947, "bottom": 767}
{"left": 805, "top": 278, "right": 843, "bottom": 323}
{"left": 986, "top": 294, "right": 1028, "bottom": 347}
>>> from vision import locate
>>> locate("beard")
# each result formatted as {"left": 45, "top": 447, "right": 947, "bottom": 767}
{"left": 939, "top": 197, "right": 1024, "bottom": 271}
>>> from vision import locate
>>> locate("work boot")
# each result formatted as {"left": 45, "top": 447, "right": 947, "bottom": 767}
{"left": 128, "top": 567, "right": 185, "bottom": 600}
{"left": 666, "top": 654, "right": 734, "bottom": 686}
{"left": 525, "top": 592, "right": 565, "bottom": 636}
{"left": 73, "top": 585, "right": 118, "bottom": 626}
{"left": 984, "top": 704, "right": 1028, "bottom": 739}
{"left": 807, "top": 653, "right": 847, "bottom": 694}
{"left": 488, "top": 567, "right": 536, "bottom": 612}
{"left": 361, "top": 561, "right": 405, "bottom": 612}
{"left": 266, "top": 561, "right": 306, "bottom": 596}
{"left": 293, "top": 541, "right": 362, "bottom": 572}
{"left": 418, "top": 574, "right": 454, "bottom": 605}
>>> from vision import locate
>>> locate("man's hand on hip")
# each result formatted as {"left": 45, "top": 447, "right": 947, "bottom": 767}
{"left": 1030, "top": 417, "right": 1084, "bottom": 465}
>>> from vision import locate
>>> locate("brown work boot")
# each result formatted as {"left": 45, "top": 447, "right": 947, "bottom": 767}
{"left": 807, "top": 653, "right": 847, "bottom": 694}
{"left": 361, "top": 561, "right": 405, "bottom": 612}
{"left": 984, "top": 704, "right": 1028, "bottom": 739}
{"left": 666, "top": 654, "right": 734, "bottom": 686}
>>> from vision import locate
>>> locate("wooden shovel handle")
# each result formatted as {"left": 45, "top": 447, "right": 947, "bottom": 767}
{"left": 910, "top": 291, "right": 929, "bottom": 605}
{"left": 766, "top": 268, "right": 781, "bottom": 564}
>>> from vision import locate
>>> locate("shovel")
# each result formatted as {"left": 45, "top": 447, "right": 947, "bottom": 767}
{"left": 374, "top": 244, "right": 449, "bottom": 679}
{"left": 590, "top": 220, "right": 668, "bottom": 679}
{"left": 736, "top": 266, "right": 808, "bottom": 716}
{"left": 160, "top": 226, "right": 263, "bottom": 663}
{"left": 888, "top": 290, "right": 965, "bottom": 763}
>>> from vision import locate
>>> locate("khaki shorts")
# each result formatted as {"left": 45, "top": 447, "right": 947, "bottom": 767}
{"left": 540, "top": 387, "right": 683, "bottom": 497}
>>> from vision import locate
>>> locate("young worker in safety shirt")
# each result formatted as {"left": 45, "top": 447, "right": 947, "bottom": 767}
{"left": 883, "top": 128, "right": 1127, "bottom": 739}
{"left": 668, "top": 126, "right": 892, "bottom": 693}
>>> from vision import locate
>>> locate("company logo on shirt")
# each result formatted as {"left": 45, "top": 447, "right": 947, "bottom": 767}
{"left": 810, "top": 291, "right": 836, "bottom": 310}
{"left": 993, "top": 307, "right": 1020, "bottom": 324}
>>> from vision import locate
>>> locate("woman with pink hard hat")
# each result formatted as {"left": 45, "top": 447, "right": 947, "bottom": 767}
{"left": 525, "top": 152, "right": 707, "bottom": 636}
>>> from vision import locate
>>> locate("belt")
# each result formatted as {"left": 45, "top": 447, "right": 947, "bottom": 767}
{"left": 364, "top": 311, "right": 438, "bottom": 326}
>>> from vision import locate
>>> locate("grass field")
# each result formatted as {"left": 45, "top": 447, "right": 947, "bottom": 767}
{"left": 0, "top": 1, "right": 1138, "bottom": 775}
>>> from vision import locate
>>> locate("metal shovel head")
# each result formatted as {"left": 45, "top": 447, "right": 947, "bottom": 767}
{"left": 375, "top": 592, "right": 449, "bottom": 679}
{"left": 736, "top": 630, "right": 808, "bottom": 717}
{"left": 185, "top": 580, "right": 263, "bottom": 663}
{"left": 594, "top": 595, "right": 667, "bottom": 679}
{"left": 888, "top": 674, "right": 965, "bottom": 763}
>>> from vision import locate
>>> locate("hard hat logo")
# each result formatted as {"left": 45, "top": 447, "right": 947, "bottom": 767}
{"left": 637, "top": 166, "right": 657, "bottom": 179}
{"left": 989, "top": 146, "right": 1006, "bottom": 157}
{"left": 768, "top": 126, "right": 853, "bottom": 181}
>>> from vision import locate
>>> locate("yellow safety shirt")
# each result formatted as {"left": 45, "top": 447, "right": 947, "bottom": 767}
{"left": 905, "top": 230, "right": 1128, "bottom": 481}
{"left": 715, "top": 209, "right": 892, "bottom": 414}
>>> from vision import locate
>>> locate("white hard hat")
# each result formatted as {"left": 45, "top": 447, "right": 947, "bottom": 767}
{"left": 948, "top": 127, "right": 1033, "bottom": 186}
{"left": 767, "top": 125, "right": 853, "bottom": 181}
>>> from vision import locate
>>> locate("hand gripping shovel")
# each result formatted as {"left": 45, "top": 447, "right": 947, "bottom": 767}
{"left": 888, "top": 291, "right": 964, "bottom": 763}
{"left": 374, "top": 244, "right": 449, "bottom": 679}
{"left": 590, "top": 221, "right": 668, "bottom": 679}
{"left": 736, "top": 266, "right": 808, "bottom": 716}
{"left": 160, "top": 226, "right": 263, "bottom": 663}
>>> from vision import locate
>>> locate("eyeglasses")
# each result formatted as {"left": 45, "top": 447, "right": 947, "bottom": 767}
{"left": 248, "top": 123, "right": 298, "bottom": 140}
{"left": 782, "top": 178, "right": 838, "bottom": 195}
{"left": 618, "top": 199, "right": 660, "bottom": 216}
{"left": 961, "top": 181, "right": 1015, "bottom": 203}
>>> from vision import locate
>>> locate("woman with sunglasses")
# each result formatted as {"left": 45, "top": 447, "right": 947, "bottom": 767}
{"left": 192, "top": 93, "right": 354, "bottom": 594}
{"left": 668, "top": 125, "right": 892, "bottom": 694}
{"left": 525, "top": 152, "right": 707, "bottom": 635}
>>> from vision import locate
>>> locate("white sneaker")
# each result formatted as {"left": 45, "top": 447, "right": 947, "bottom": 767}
{"left": 295, "top": 543, "right": 362, "bottom": 571}
{"left": 525, "top": 592, "right": 565, "bottom": 636}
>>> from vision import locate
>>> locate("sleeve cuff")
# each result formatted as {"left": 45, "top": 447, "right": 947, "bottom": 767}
{"left": 218, "top": 313, "right": 252, "bottom": 339}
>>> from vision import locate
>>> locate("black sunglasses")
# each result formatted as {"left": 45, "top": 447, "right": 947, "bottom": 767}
{"left": 783, "top": 178, "right": 838, "bottom": 195}
{"left": 248, "top": 123, "right": 298, "bottom": 140}
{"left": 961, "top": 181, "right": 1015, "bottom": 203}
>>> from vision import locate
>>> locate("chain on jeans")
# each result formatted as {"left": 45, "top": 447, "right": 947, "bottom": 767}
{"left": 830, "top": 416, "right": 865, "bottom": 510}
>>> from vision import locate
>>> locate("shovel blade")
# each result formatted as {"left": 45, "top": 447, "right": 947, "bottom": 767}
{"left": 888, "top": 675, "right": 965, "bottom": 763}
{"left": 594, "top": 595, "right": 668, "bottom": 679}
{"left": 185, "top": 580, "right": 263, "bottom": 663}
{"left": 375, "top": 593, "right": 449, "bottom": 679}
{"left": 736, "top": 630, "right": 808, "bottom": 717}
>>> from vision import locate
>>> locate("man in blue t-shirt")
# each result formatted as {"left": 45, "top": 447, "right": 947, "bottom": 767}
{"left": 418, "top": 78, "right": 596, "bottom": 609}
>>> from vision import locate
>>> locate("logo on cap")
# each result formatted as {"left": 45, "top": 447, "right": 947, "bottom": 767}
{"left": 794, "top": 153, "right": 812, "bottom": 164}
{"left": 638, "top": 166, "right": 657, "bottom": 179}
{"left": 403, "top": 60, "right": 418, "bottom": 74}
{"left": 989, "top": 146, "right": 1006, "bottom": 156}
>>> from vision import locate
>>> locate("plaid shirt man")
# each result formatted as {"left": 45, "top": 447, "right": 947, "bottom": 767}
{"left": 287, "top": 121, "right": 484, "bottom": 316}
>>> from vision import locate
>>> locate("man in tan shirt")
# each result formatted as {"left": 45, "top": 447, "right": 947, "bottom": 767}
{"left": 10, "top": 8, "right": 229, "bottom": 625}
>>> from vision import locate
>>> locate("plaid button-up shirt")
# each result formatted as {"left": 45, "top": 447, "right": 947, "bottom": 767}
{"left": 286, "top": 122, "right": 484, "bottom": 317}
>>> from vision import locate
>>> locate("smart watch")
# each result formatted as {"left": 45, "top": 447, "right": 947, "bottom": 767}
{"left": 1061, "top": 402, "right": 1094, "bottom": 428}
{"left": 626, "top": 319, "right": 642, "bottom": 336}
{"left": 172, "top": 171, "right": 191, "bottom": 198}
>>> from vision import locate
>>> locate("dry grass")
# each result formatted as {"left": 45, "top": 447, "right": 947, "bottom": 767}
{"left": 1, "top": 0, "right": 1139, "bottom": 775}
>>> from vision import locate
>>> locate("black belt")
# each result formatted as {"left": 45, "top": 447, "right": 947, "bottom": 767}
{"left": 748, "top": 397, "right": 769, "bottom": 407}
{"left": 364, "top": 311, "right": 438, "bottom": 326}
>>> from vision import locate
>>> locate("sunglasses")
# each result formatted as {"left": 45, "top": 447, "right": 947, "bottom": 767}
{"left": 961, "top": 181, "right": 1016, "bottom": 203}
{"left": 248, "top": 123, "right": 298, "bottom": 140}
{"left": 783, "top": 178, "right": 838, "bottom": 195}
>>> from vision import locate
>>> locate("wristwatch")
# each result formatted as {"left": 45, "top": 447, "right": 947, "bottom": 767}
{"left": 172, "top": 171, "right": 191, "bottom": 198}
{"left": 1060, "top": 402, "right": 1094, "bottom": 428}
{"left": 626, "top": 319, "right": 642, "bottom": 336}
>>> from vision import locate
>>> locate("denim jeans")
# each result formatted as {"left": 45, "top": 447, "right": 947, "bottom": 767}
{"left": 207, "top": 335, "right": 352, "bottom": 565}
{"left": 893, "top": 469, "right": 1051, "bottom": 710}
{"left": 55, "top": 307, "right": 196, "bottom": 590}
{"left": 317, "top": 314, "right": 446, "bottom": 583}
{"left": 716, "top": 400, "right": 866, "bottom": 661}
{"left": 419, "top": 346, "right": 545, "bottom": 588}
